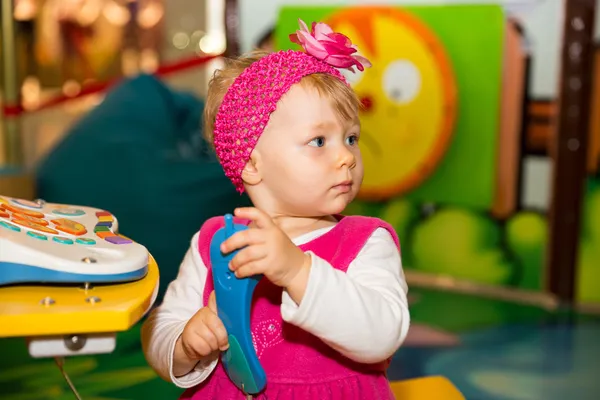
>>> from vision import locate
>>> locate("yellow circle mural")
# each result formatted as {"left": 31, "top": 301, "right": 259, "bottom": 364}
{"left": 326, "top": 8, "right": 457, "bottom": 201}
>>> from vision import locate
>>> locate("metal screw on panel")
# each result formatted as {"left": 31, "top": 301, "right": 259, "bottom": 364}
{"left": 64, "top": 335, "right": 87, "bottom": 351}
{"left": 81, "top": 257, "right": 97, "bottom": 264}
{"left": 40, "top": 296, "right": 55, "bottom": 306}
{"left": 86, "top": 296, "right": 101, "bottom": 305}
{"left": 80, "top": 282, "right": 93, "bottom": 291}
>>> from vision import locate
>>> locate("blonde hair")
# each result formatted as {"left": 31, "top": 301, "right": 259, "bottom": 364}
{"left": 203, "top": 51, "right": 360, "bottom": 146}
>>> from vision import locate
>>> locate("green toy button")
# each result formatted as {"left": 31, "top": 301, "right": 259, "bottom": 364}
{"left": 27, "top": 231, "right": 47, "bottom": 240}
{"left": 53, "top": 236, "right": 74, "bottom": 245}
{"left": 76, "top": 238, "right": 96, "bottom": 245}
{"left": 0, "top": 221, "right": 21, "bottom": 232}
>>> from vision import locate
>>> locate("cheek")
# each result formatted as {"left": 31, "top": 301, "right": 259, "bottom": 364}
{"left": 354, "top": 151, "right": 365, "bottom": 177}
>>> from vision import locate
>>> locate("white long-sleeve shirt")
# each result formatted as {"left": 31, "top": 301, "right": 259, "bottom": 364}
{"left": 141, "top": 225, "right": 410, "bottom": 389}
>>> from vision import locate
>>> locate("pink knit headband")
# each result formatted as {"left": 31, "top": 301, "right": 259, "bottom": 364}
{"left": 213, "top": 19, "right": 372, "bottom": 193}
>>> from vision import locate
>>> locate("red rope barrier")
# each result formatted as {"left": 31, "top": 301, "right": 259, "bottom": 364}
{"left": 5, "top": 53, "right": 222, "bottom": 116}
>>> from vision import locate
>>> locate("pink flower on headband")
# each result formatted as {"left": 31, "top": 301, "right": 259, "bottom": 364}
{"left": 289, "top": 19, "right": 372, "bottom": 72}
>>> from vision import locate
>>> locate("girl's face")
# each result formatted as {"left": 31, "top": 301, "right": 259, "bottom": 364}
{"left": 249, "top": 84, "right": 364, "bottom": 217}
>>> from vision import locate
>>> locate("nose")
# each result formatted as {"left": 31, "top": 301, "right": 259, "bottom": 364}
{"left": 338, "top": 145, "right": 356, "bottom": 170}
{"left": 360, "top": 95, "right": 374, "bottom": 113}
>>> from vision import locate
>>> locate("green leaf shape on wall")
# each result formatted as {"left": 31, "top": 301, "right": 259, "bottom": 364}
{"left": 505, "top": 211, "right": 547, "bottom": 291}
{"left": 410, "top": 207, "right": 516, "bottom": 284}
{"left": 577, "top": 179, "right": 600, "bottom": 303}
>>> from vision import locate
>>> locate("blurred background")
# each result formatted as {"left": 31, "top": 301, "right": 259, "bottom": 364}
{"left": 0, "top": 0, "right": 599, "bottom": 399}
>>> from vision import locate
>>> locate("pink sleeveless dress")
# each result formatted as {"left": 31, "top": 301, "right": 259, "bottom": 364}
{"left": 180, "top": 215, "right": 400, "bottom": 399}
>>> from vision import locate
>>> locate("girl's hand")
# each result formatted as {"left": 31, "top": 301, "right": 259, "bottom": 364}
{"left": 178, "top": 291, "right": 229, "bottom": 361}
{"left": 220, "top": 207, "right": 311, "bottom": 289}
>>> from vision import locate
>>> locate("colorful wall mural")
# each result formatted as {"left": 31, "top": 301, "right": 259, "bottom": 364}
{"left": 276, "top": 4, "right": 600, "bottom": 304}
{"left": 577, "top": 47, "right": 600, "bottom": 304}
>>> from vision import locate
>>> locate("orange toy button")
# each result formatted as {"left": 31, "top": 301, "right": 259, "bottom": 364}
{"left": 0, "top": 210, "right": 9, "bottom": 218}
{"left": 96, "top": 231, "right": 115, "bottom": 239}
{"left": 12, "top": 212, "right": 49, "bottom": 226}
{"left": 51, "top": 218, "right": 87, "bottom": 236}
{"left": 11, "top": 218, "right": 59, "bottom": 234}
{"left": 1, "top": 203, "right": 44, "bottom": 218}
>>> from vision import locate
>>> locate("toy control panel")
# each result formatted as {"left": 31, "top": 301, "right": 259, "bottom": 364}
{"left": 210, "top": 214, "right": 266, "bottom": 395}
{"left": 0, "top": 195, "right": 149, "bottom": 286}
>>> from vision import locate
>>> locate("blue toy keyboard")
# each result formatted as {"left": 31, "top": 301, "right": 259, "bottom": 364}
{"left": 210, "top": 214, "right": 267, "bottom": 395}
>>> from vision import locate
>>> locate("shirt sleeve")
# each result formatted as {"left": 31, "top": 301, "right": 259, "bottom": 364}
{"left": 141, "top": 232, "right": 219, "bottom": 388}
{"left": 281, "top": 227, "right": 410, "bottom": 364}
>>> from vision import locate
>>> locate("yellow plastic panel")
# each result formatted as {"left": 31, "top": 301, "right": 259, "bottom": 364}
{"left": 0, "top": 255, "right": 159, "bottom": 338}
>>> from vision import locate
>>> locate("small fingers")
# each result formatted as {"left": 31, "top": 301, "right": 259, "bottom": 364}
{"left": 206, "top": 313, "right": 229, "bottom": 351}
{"left": 229, "top": 246, "right": 266, "bottom": 271}
{"left": 197, "top": 323, "right": 220, "bottom": 352}
{"left": 233, "top": 207, "right": 273, "bottom": 229}
{"left": 221, "top": 229, "right": 264, "bottom": 254}
{"left": 183, "top": 331, "right": 215, "bottom": 359}
{"left": 233, "top": 261, "right": 262, "bottom": 279}
{"left": 207, "top": 291, "right": 217, "bottom": 313}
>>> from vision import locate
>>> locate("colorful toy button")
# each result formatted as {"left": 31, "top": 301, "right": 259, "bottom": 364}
{"left": 96, "top": 211, "right": 113, "bottom": 220}
{"left": 11, "top": 218, "right": 59, "bottom": 234}
{"left": 0, "top": 197, "right": 7, "bottom": 204}
{"left": 0, "top": 210, "right": 9, "bottom": 218}
{"left": 0, "top": 221, "right": 21, "bottom": 232}
{"left": 53, "top": 236, "right": 74, "bottom": 245}
{"left": 76, "top": 238, "right": 96, "bottom": 245}
{"left": 12, "top": 212, "right": 49, "bottom": 226}
{"left": 11, "top": 198, "right": 43, "bottom": 209}
{"left": 95, "top": 221, "right": 113, "bottom": 227}
{"left": 27, "top": 231, "right": 48, "bottom": 240}
{"left": 105, "top": 235, "right": 133, "bottom": 245}
{"left": 52, "top": 208, "right": 86, "bottom": 217}
{"left": 95, "top": 231, "right": 115, "bottom": 239}
{"left": 1, "top": 203, "right": 44, "bottom": 218}
{"left": 51, "top": 218, "right": 87, "bottom": 236}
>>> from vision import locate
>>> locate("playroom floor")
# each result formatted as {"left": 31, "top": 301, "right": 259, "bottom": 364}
{"left": 0, "top": 287, "right": 598, "bottom": 400}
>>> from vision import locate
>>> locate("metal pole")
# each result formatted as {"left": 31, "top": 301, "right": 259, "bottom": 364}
{"left": 546, "top": 0, "right": 597, "bottom": 303}
{"left": 224, "top": 0, "right": 240, "bottom": 56}
{"left": 1, "top": 0, "right": 23, "bottom": 168}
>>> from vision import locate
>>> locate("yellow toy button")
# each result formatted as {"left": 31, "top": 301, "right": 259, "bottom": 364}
{"left": 51, "top": 218, "right": 87, "bottom": 236}
{"left": 12, "top": 212, "right": 49, "bottom": 226}
{"left": 1, "top": 203, "right": 44, "bottom": 218}
{"left": 11, "top": 218, "right": 59, "bottom": 234}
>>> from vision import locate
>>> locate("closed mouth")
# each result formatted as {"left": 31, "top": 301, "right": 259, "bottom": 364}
{"left": 334, "top": 181, "right": 353, "bottom": 187}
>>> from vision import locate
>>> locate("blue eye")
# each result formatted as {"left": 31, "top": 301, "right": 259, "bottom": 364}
{"left": 309, "top": 137, "right": 326, "bottom": 147}
{"left": 346, "top": 135, "right": 359, "bottom": 146}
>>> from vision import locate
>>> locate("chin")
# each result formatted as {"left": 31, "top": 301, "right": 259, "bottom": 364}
{"left": 327, "top": 198, "right": 353, "bottom": 215}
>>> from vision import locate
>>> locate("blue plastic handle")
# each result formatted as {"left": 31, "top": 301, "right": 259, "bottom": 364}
{"left": 209, "top": 214, "right": 266, "bottom": 394}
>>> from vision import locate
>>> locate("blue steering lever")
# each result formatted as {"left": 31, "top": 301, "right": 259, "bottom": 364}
{"left": 209, "top": 214, "right": 266, "bottom": 394}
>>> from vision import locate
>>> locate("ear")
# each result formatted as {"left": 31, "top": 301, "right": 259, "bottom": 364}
{"left": 241, "top": 151, "right": 262, "bottom": 186}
